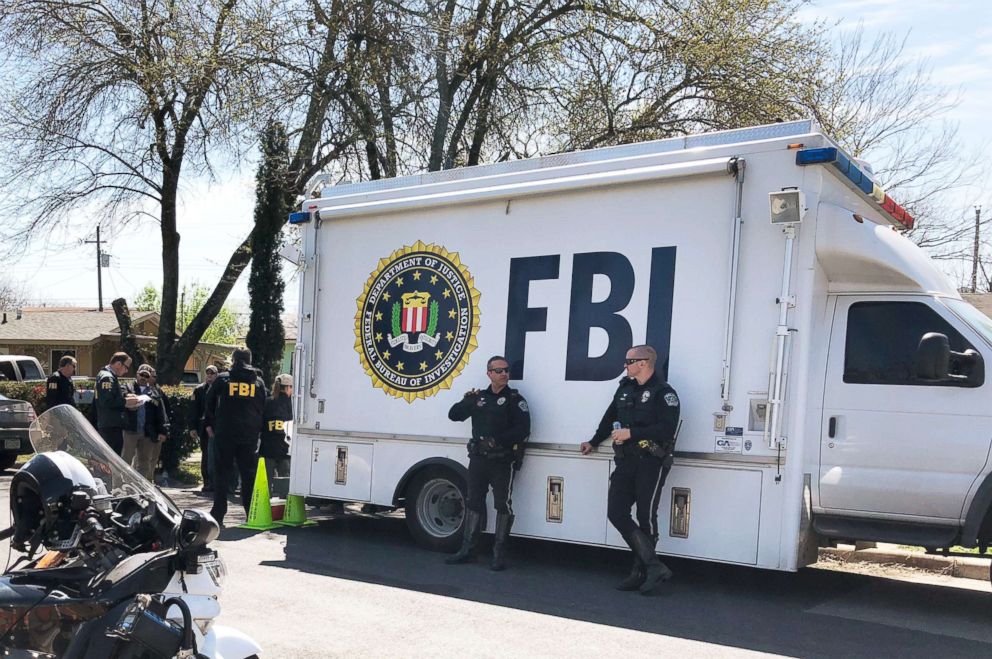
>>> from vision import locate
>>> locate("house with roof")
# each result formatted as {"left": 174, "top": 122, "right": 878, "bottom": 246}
{"left": 962, "top": 293, "right": 992, "bottom": 319}
{"left": 0, "top": 307, "right": 233, "bottom": 378}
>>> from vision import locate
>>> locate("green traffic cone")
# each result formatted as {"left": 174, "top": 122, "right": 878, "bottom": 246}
{"left": 238, "top": 458, "right": 279, "bottom": 531}
{"left": 276, "top": 494, "right": 316, "bottom": 527}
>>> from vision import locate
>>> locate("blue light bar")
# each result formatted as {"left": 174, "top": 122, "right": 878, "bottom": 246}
{"left": 795, "top": 146, "right": 914, "bottom": 230}
{"left": 795, "top": 147, "right": 837, "bottom": 165}
{"left": 288, "top": 211, "right": 312, "bottom": 224}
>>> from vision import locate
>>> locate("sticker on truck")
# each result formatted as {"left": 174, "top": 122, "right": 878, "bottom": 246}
{"left": 355, "top": 241, "right": 481, "bottom": 402}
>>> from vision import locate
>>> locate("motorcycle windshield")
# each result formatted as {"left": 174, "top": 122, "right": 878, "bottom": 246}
{"left": 29, "top": 405, "right": 180, "bottom": 516}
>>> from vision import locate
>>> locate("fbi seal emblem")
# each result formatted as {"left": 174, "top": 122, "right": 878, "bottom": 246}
{"left": 355, "top": 241, "right": 480, "bottom": 402}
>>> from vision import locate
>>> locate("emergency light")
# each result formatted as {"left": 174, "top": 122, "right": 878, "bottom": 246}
{"left": 796, "top": 147, "right": 914, "bottom": 230}
{"left": 288, "top": 211, "right": 311, "bottom": 225}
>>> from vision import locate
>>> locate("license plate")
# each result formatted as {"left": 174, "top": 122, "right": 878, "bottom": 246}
{"left": 4, "top": 439, "right": 20, "bottom": 449}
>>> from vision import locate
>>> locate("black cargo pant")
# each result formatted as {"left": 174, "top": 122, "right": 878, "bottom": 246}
{"left": 98, "top": 427, "right": 124, "bottom": 457}
{"left": 210, "top": 437, "right": 259, "bottom": 525}
{"left": 466, "top": 455, "right": 515, "bottom": 515}
{"left": 607, "top": 452, "right": 669, "bottom": 539}
{"left": 198, "top": 426, "right": 211, "bottom": 488}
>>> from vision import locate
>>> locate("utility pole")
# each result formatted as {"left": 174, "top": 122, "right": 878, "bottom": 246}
{"left": 972, "top": 206, "right": 982, "bottom": 294}
{"left": 84, "top": 226, "right": 105, "bottom": 311}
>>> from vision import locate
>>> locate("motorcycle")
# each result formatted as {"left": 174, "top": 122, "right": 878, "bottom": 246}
{"left": 0, "top": 405, "right": 261, "bottom": 658}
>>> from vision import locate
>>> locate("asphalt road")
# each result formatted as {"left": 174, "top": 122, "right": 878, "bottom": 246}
{"left": 2, "top": 470, "right": 991, "bottom": 658}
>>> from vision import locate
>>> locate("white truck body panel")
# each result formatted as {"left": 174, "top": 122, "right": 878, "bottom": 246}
{"left": 287, "top": 120, "right": 992, "bottom": 572}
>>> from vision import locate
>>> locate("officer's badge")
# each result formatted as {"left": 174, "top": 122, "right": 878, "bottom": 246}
{"left": 518, "top": 400, "right": 529, "bottom": 413}
{"left": 664, "top": 393, "right": 679, "bottom": 407}
{"left": 641, "top": 391, "right": 651, "bottom": 403}
{"left": 355, "top": 241, "right": 481, "bottom": 403}
{"left": 497, "top": 397, "right": 506, "bottom": 406}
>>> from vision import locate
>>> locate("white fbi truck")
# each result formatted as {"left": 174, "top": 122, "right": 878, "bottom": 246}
{"left": 286, "top": 120, "right": 992, "bottom": 578}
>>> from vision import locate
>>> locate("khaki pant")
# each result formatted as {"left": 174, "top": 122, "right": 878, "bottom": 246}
{"left": 122, "top": 431, "right": 143, "bottom": 467}
{"left": 134, "top": 437, "right": 163, "bottom": 482}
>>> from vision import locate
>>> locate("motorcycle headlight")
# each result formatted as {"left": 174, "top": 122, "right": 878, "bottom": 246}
{"left": 201, "top": 554, "right": 227, "bottom": 588}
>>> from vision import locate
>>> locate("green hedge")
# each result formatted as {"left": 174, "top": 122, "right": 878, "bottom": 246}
{"left": 0, "top": 380, "right": 198, "bottom": 470}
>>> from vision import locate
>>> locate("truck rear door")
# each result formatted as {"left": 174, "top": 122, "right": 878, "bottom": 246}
{"left": 819, "top": 295, "right": 992, "bottom": 520}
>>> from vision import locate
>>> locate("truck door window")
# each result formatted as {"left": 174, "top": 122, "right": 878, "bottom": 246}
{"left": 0, "top": 362, "right": 15, "bottom": 381}
{"left": 844, "top": 301, "right": 981, "bottom": 386}
{"left": 16, "top": 360, "right": 43, "bottom": 380}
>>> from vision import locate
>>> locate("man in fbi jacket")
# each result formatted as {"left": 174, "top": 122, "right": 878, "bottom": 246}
{"left": 205, "top": 348, "right": 267, "bottom": 527}
{"left": 45, "top": 355, "right": 77, "bottom": 409}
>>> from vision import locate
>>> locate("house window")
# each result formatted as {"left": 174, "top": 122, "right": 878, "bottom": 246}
{"left": 51, "top": 350, "right": 77, "bottom": 374}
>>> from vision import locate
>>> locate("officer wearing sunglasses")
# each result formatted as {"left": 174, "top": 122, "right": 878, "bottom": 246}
{"left": 446, "top": 355, "right": 530, "bottom": 571}
{"left": 581, "top": 345, "right": 680, "bottom": 594}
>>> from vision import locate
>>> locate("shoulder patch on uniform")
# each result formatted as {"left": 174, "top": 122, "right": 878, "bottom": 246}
{"left": 518, "top": 400, "right": 529, "bottom": 413}
{"left": 664, "top": 392, "right": 679, "bottom": 407}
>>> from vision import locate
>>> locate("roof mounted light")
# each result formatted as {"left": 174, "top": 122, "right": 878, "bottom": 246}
{"left": 796, "top": 147, "right": 914, "bottom": 230}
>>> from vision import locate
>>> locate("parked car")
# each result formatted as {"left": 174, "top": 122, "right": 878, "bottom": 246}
{"left": 0, "top": 355, "right": 45, "bottom": 382}
{"left": 180, "top": 371, "right": 201, "bottom": 386}
{"left": 0, "top": 393, "right": 37, "bottom": 470}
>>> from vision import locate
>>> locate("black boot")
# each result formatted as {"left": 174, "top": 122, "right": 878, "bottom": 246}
{"left": 489, "top": 513, "right": 514, "bottom": 571}
{"left": 615, "top": 540, "right": 645, "bottom": 591}
{"left": 445, "top": 510, "right": 482, "bottom": 564}
{"left": 628, "top": 529, "right": 673, "bottom": 594}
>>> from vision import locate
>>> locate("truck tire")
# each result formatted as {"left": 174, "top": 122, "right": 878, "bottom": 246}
{"left": 404, "top": 466, "right": 467, "bottom": 552}
{"left": 0, "top": 453, "right": 17, "bottom": 471}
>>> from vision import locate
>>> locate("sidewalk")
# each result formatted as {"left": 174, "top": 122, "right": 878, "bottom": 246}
{"left": 819, "top": 543, "right": 990, "bottom": 581}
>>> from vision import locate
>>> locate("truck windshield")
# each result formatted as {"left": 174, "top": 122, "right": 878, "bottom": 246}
{"left": 944, "top": 298, "right": 992, "bottom": 348}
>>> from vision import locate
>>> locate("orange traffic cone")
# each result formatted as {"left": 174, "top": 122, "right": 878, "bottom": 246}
{"left": 238, "top": 458, "right": 278, "bottom": 531}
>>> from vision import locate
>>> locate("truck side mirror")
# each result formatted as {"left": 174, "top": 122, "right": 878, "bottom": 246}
{"left": 915, "top": 333, "right": 985, "bottom": 385}
{"left": 915, "top": 332, "right": 950, "bottom": 380}
{"left": 952, "top": 348, "right": 985, "bottom": 386}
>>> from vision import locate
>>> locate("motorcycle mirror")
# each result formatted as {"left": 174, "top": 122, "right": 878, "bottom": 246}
{"left": 178, "top": 509, "right": 219, "bottom": 550}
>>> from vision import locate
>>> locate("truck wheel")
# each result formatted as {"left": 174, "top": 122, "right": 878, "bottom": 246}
{"left": 0, "top": 453, "right": 17, "bottom": 471}
{"left": 404, "top": 467, "right": 467, "bottom": 552}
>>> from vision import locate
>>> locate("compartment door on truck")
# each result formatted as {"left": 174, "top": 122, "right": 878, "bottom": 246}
{"left": 819, "top": 296, "right": 991, "bottom": 520}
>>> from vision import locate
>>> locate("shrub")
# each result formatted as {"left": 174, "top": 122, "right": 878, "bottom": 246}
{"left": 0, "top": 379, "right": 198, "bottom": 468}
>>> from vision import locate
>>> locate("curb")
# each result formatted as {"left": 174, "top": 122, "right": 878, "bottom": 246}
{"left": 820, "top": 546, "right": 989, "bottom": 581}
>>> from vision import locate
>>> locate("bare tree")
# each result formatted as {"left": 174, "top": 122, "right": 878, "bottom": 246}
{"left": 799, "top": 29, "right": 983, "bottom": 248}
{"left": 0, "top": 0, "right": 274, "bottom": 381}
{"left": 0, "top": 278, "right": 29, "bottom": 312}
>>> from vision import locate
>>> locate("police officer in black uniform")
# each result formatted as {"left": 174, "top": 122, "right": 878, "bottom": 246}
{"left": 581, "top": 344, "right": 680, "bottom": 594}
{"left": 205, "top": 348, "right": 267, "bottom": 527}
{"left": 94, "top": 352, "right": 132, "bottom": 455}
{"left": 446, "top": 356, "right": 530, "bottom": 571}
{"left": 45, "top": 355, "right": 77, "bottom": 409}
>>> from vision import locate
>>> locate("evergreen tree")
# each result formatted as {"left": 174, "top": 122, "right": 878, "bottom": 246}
{"left": 246, "top": 121, "right": 292, "bottom": 387}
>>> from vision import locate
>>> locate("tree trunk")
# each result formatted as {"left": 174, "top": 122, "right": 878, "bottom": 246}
{"left": 111, "top": 298, "right": 147, "bottom": 372}
{"left": 156, "top": 171, "right": 183, "bottom": 383}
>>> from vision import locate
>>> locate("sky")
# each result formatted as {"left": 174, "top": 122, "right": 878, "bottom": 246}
{"left": 5, "top": 0, "right": 992, "bottom": 312}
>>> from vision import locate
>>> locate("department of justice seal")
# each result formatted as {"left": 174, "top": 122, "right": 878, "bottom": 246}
{"left": 355, "top": 241, "right": 481, "bottom": 402}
